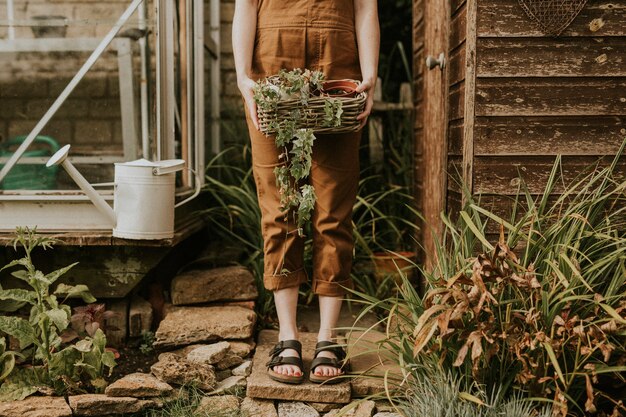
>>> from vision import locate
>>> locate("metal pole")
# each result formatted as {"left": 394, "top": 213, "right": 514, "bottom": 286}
{"left": 138, "top": 0, "right": 151, "bottom": 159}
{"left": 0, "top": 0, "right": 145, "bottom": 184}
{"left": 210, "top": 0, "right": 221, "bottom": 156}
{"left": 156, "top": 0, "right": 176, "bottom": 161}
{"left": 193, "top": 0, "right": 205, "bottom": 186}
{"left": 6, "top": 0, "right": 15, "bottom": 40}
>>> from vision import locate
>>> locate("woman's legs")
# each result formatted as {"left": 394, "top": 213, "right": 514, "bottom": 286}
{"left": 315, "top": 295, "right": 344, "bottom": 377}
{"left": 273, "top": 286, "right": 302, "bottom": 377}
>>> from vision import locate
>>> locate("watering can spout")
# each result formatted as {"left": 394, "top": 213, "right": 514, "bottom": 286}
{"left": 46, "top": 145, "right": 117, "bottom": 227}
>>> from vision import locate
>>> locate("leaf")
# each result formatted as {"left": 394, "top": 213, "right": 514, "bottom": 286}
{"left": 53, "top": 283, "right": 96, "bottom": 303}
{"left": 459, "top": 211, "right": 494, "bottom": 251}
{"left": 459, "top": 391, "right": 486, "bottom": 406}
{"left": 543, "top": 342, "right": 566, "bottom": 387}
{"left": 0, "top": 354, "right": 15, "bottom": 381}
{"left": 598, "top": 303, "right": 626, "bottom": 325}
{"left": 0, "top": 259, "right": 29, "bottom": 274}
{"left": 48, "top": 346, "right": 80, "bottom": 381}
{"left": 45, "top": 262, "right": 78, "bottom": 285}
{"left": 0, "top": 300, "right": 27, "bottom": 313}
{"left": 75, "top": 339, "right": 92, "bottom": 353}
{"left": 0, "top": 316, "right": 36, "bottom": 350}
{"left": 0, "top": 367, "right": 41, "bottom": 401}
{"left": 0, "top": 289, "right": 36, "bottom": 305}
{"left": 91, "top": 328, "right": 107, "bottom": 352}
{"left": 413, "top": 319, "right": 438, "bottom": 357}
{"left": 585, "top": 374, "right": 596, "bottom": 413}
{"left": 10, "top": 270, "right": 30, "bottom": 283}
{"left": 100, "top": 350, "right": 117, "bottom": 372}
{"left": 44, "top": 308, "right": 70, "bottom": 332}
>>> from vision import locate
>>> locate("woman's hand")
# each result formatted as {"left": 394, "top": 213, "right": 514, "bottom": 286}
{"left": 238, "top": 76, "right": 260, "bottom": 131}
{"left": 356, "top": 78, "right": 375, "bottom": 130}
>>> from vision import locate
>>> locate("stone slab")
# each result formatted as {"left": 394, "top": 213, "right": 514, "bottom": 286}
{"left": 68, "top": 394, "right": 157, "bottom": 416}
{"left": 153, "top": 306, "right": 256, "bottom": 349}
{"left": 186, "top": 341, "right": 231, "bottom": 365}
{"left": 241, "top": 397, "right": 278, "bottom": 417}
{"left": 151, "top": 353, "right": 216, "bottom": 391}
{"left": 325, "top": 400, "right": 376, "bottom": 417}
{"left": 277, "top": 401, "right": 320, "bottom": 417}
{"left": 196, "top": 395, "right": 240, "bottom": 415}
{"left": 0, "top": 396, "right": 72, "bottom": 417}
{"left": 171, "top": 266, "right": 258, "bottom": 305}
{"left": 247, "top": 330, "right": 351, "bottom": 404}
{"left": 104, "top": 372, "right": 173, "bottom": 398}
{"left": 307, "top": 402, "right": 341, "bottom": 413}
{"left": 347, "top": 331, "right": 402, "bottom": 398}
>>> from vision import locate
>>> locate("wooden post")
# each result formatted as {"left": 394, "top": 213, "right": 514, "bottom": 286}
{"left": 421, "top": 0, "right": 450, "bottom": 271}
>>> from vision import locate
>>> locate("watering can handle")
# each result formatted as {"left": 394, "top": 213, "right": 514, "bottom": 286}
{"left": 174, "top": 168, "right": 202, "bottom": 208}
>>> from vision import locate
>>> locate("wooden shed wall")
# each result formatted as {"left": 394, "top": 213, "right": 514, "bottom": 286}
{"left": 412, "top": 0, "right": 425, "bottom": 220}
{"left": 468, "top": 0, "right": 626, "bottom": 225}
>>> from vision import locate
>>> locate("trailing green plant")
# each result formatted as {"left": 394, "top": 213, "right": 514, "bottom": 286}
{"left": 0, "top": 227, "right": 116, "bottom": 401}
{"left": 253, "top": 68, "right": 344, "bottom": 235}
{"left": 354, "top": 143, "right": 626, "bottom": 416}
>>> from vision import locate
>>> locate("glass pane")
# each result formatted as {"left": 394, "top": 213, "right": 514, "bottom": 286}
{"left": 0, "top": 0, "right": 158, "bottom": 189}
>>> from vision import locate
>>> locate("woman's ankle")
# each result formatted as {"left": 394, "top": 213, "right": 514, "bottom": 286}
{"left": 317, "top": 328, "right": 336, "bottom": 342}
{"left": 278, "top": 329, "right": 299, "bottom": 341}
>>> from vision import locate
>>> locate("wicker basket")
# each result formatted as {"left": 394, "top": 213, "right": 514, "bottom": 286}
{"left": 257, "top": 78, "right": 367, "bottom": 135}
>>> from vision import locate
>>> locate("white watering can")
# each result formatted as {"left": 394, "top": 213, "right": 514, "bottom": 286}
{"left": 47, "top": 145, "right": 201, "bottom": 240}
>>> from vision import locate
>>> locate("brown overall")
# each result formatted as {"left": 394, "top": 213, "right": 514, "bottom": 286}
{"left": 245, "top": 0, "right": 362, "bottom": 297}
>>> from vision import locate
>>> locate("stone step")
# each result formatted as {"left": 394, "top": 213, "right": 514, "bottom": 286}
{"left": 347, "top": 330, "right": 402, "bottom": 398}
{"left": 170, "top": 265, "right": 258, "bottom": 306}
{"left": 153, "top": 305, "right": 256, "bottom": 349}
{"left": 247, "top": 330, "right": 352, "bottom": 404}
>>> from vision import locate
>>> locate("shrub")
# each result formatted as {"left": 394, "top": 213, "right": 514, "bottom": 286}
{"left": 356, "top": 145, "right": 626, "bottom": 416}
{"left": 0, "top": 227, "right": 116, "bottom": 401}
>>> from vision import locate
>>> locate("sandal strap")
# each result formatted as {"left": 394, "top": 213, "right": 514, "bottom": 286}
{"left": 310, "top": 356, "right": 344, "bottom": 373}
{"left": 266, "top": 355, "right": 304, "bottom": 369}
{"left": 269, "top": 339, "right": 302, "bottom": 357}
{"left": 314, "top": 341, "right": 346, "bottom": 361}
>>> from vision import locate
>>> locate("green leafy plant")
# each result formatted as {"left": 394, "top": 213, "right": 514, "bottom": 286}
{"left": 140, "top": 330, "right": 156, "bottom": 355}
{"left": 354, "top": 143, "right": 626, "bottom": 416}
{"left": 253, "top": 68, "right": 344, "bottom": 235}
{"left": 0, "top": 227, "right": 116, "bottom": 401}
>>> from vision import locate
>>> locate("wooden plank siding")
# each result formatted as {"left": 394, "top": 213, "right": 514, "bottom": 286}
{"left": 446, "top": 0, "right": 474, "bottom": 222}
{"left": 469, "top": 0, "right": 626, "bottom": 235}
{"left": 413, "top": 0, "right": 425, "bottom": 221}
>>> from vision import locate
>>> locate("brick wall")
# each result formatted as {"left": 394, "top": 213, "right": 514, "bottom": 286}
{"left": 0, "top": 0, "right": 144, "bottom": 153}
{"left": 0, "top": 0, "right": 244, "bottom": 160}
{"left": 214, "top": 0, "right": 251, "bottom": 147}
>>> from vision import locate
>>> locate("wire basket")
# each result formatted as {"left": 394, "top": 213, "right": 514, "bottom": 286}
{"left": 257, "top": 78, "right": 367, "bottom": 135}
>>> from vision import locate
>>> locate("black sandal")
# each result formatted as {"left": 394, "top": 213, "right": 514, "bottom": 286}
{"left": 266, "top": 340, "right": 305, "bottom": 384}
{"left": 309, "top": 340, "right": 350, "bottom": 384}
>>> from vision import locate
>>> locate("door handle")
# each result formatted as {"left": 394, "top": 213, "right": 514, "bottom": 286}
{"left": 425, "top": 53, "right": 446, "bottom": 71}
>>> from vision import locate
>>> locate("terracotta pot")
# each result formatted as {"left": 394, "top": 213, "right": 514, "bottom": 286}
{"left": 372, "top": 251, "right": 416, "bottom": 283}
{"left": 320, "top": 80, "right": 359, "bottom": 98}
